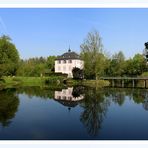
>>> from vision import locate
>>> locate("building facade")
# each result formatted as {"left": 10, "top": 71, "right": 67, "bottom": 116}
{"left": 54, "top": 49, "right": 84, "bottom": 77}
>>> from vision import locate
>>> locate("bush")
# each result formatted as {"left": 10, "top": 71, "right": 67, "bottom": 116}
{"left": 46, "top": 72, "right": 68, "bottom": 77}
{"left": 0, "top": 78, "right": 5, "bottom": 83}
{"left": 44, "top": 76, "right": 64, "bottom": 85}
{"left": 12, "top": 77, "right": 22, "bottom": 82}
{"left": 72, "top": 67, "right": 84, "bottom": 80}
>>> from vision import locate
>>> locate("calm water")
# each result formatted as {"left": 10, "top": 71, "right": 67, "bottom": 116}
{"left": 0, "top": 86, "right": 148, "bottom": 140}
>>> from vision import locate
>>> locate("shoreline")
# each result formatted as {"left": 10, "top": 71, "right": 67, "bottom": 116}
{"left": 0, "top": 76, "right": 110, "bottom": 89}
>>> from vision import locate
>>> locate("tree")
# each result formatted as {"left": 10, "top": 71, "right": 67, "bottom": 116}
{"left": 47, "top": 56, "right": 56, "bottom": 71}
{"left": 72, "top": 67, "right": 84, "bottom": 80}
{"left": 107, "top": 51, "right": 126, "bottom": 76}
{"left": 80, "top": 30, "right": 108, "bottom": 79}
{"left": 124, "top": 54, "right": 147, "bottom": 76}
{"left": 0, "top": 35, "right": 19, "bottom": 77}
{"left": 16, "top": 56, "right": 57, "bottom": 77}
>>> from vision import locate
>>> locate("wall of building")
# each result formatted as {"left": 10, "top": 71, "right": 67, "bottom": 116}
{"left": 55, "top": 59, "right": 84, "bottom": 77}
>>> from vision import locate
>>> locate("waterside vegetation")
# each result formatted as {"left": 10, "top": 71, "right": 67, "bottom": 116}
{"left": 0, "top": 29, "right": 148, "bottom": 89}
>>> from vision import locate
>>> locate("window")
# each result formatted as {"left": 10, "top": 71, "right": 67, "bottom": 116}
{"left": 58, "top": 60, "right": 61, "bottom": 64}
{"left": 63, "top": 60, "right": 66, "bottom": 64}
{"left": 68, "top": 59, "right": 72, "bottom": 63}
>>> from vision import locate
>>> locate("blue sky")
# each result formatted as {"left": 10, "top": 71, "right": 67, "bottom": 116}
{"left": 0, "top": 8, "right": 147, "bottom": 59}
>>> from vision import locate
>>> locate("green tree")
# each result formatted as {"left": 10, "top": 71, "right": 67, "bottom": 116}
{"left": 72, "top": 67, "right": 84, "bottom": 80}
{"left": 47, "top": 56, "right": 56, "bottom": 72}
{"left": 0, "top": 35, "right": 20, "bottom": 77}
{"left": 124, "top": 54, "right": 146, "bottom": 76}
{"left": 107, "top": 51, "right": 125, "bottom": 76}
{"left": 16, "top": 56, "right": 56, "bottom": 77}
{"left": 80, "top": 30, "right": 108, "bottom": 79}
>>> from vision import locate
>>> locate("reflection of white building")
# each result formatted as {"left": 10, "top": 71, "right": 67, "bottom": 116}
{"left": 54, "top": 48, "right": 84, "bottom": 78}
{"left": 54, "top": 87, "right": 84, "bottom": 102}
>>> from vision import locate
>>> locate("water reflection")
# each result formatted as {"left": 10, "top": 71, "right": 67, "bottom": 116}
{"left": 105, "top": 88, "right": 148, "bottom": 111}
{"left": 106, "top": 89, "right": 126, "bottom": 106}
{"left": 0, "top": 88, "right": 19, "bottom": 127}
{"left": 54, "top": 86, "right": 84, "bottom": 109}
{"left": 1, "top": 86, "right": 148, "bottom": 139}
{"left": 80, "top": 88, "right": 110, "bottom": 136}
{"left": 17, "top": 86, "right": 55, "bottom": 99}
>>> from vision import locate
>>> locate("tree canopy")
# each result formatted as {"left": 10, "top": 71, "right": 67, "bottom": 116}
{"left": 16, "top": 56, "right": 56, "bottom": 77}
{"left": 80, "top": 30, "right": 108, "bottom": 79}
{"left": 0, "top": 35, "right": 20, "bottom": 77}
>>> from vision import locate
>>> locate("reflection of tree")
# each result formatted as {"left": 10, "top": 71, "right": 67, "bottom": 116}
{"left": 17, "top": 86, "right": 55, "bottom": 99}
{"left": 104, "top": 88, "right": 148, "bottom": 111}
{"left": 132, "top": 89, "right": 148, "bottom": 111}
{"left": 72, "top": 86, "right": 84, "bottom": 98}
{"left": 80, "top": 88, "right": 110, "bottom": 136}
{"left": 143, "top": 99, "right": 148, "bottom": 111}
{"left": 110, "top": 89, "right": 125, "bottom": 106}
{"left": 132, "top": 89, "right": 145, "bottom": 104}
{"left": 0, "top": 88, "right": 19, "bottom": 127}
{"left": 141, "top": 91, "right": 148, "bottom": 111}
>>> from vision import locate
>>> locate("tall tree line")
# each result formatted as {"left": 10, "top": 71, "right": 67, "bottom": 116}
{"left": 0, "top": 33, "right": 147, "bottom": 78}
{"left": 16, "top": 56, "right": 56, "bottom": 77}
{"left": 80, "top": 30, "right": 148, "bottom": 79}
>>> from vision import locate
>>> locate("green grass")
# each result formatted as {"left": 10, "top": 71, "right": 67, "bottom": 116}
{"left": 1, "top": 76, "right": 66, "bottom": 88}
{"left": 3, "top": 76, "right": 43, "bottom": 86}
{"left": 66, "top": 79, "right": 110, "bottom": 87}
{"left": 0, "top": 76, "right": 110, "bottom": 89}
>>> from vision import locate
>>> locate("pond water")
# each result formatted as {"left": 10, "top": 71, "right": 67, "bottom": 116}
{"left": 0, "top": 86, "right": 148, "bottom": 140}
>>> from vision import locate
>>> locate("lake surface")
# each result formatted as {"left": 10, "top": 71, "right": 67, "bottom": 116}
{"left": 0, "top": 86, "right": 148, "bottom": 140}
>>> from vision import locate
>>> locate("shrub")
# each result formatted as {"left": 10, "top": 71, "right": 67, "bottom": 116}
{"left": 72, "top": 67, "right": 84, "bottom": 80}
{"left": 46, "top": 72, "right": 68, "bottom": 77}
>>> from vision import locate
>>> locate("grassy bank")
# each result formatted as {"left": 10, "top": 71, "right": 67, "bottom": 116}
{"left": 0, "top": 76, "right": 65, "bottom": 88}
{"left": 0, "top": 76, "right": 110, "bottom": 89}
{"left": 66, "top": 79, "right": 110, "bottom": 88}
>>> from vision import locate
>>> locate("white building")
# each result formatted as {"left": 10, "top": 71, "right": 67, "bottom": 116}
{"left": 54, "top": 48, "right": 84, "bottom": 77}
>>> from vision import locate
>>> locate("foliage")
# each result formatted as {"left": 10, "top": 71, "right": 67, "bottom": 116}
{"left": 124, "top": 54, "right": 147, "bottom": 76}
{"left": 72, "top": 86, "right": 85, "bottom": 98}
{"left": 72, "top": 67, "right": 84, "bottom": 80}
{"left": 47, "top": 72, "right": 68, "bottom": 77}
{"left": 0, "top": 35, "right": 20, "bottom": 77}
{"left": 80, "top": 30, "right": 108, "bottom": 79}
{"left": 16, "top": 56, "right": 56, "bottom": 77}
{"left": 106, "top": 51, "right": 126, "bottom": 76}
{"left": 47, "top": 56, "right": 56, "bottom": 72}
